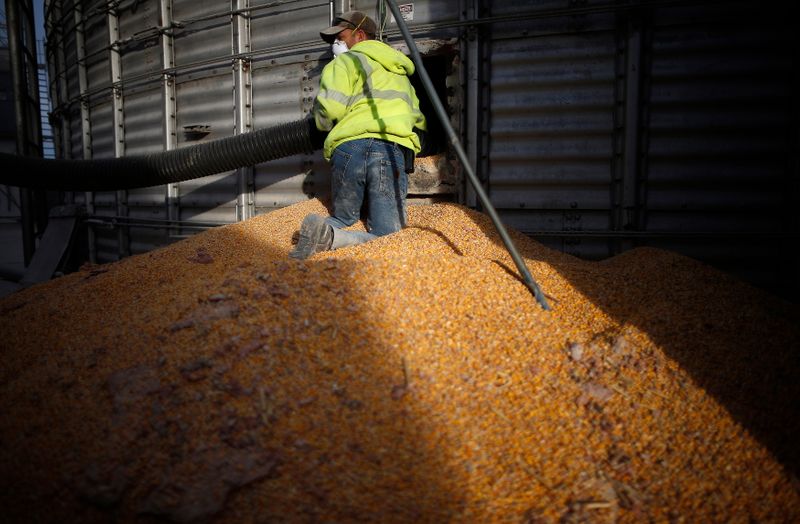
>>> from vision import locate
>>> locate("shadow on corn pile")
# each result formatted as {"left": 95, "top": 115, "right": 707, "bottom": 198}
{"left": 0, "top": 198, "right": 799, "bottom": 522}
{"left": 478, "top": 212, "right": 800, "bottom": 479}
{"left": 0, "top": 217, "right": 464, "bottom": 521}
{"left": 574, "top": 248, "right": 800, "bottom": 478}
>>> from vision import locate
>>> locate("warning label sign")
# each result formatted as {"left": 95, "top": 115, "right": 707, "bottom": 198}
{"left": 391, "top": 3, "right": 414, "bottom": 23}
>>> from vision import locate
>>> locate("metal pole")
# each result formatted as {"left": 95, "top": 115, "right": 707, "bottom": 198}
{"left": 5, "top": 0, "right": 36, "bottom": 266}
{"left": 383, "top": 0, "right": 550, "bottom": 310}
{"left": 233, "top": 0, "right": 254, "bottom": 222}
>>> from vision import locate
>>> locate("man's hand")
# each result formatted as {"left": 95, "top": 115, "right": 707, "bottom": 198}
{"left": 307, "top": 117, "right": 328, "bottom": 151}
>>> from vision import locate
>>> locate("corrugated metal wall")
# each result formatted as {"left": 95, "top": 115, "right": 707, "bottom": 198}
{"left": 47, "top": 0, "right": 343, "bottom": 261}
{"left": 487, "top": 5, "right": 618, "bottom": 260}
{"left": 472, "top": 0, "right": 797, "bottom": 296}
{"left": 45, "top": 0, "right": 799, "bottom": 297}
{"left": 643, "top": 5, "right": 796, "bottom": 287}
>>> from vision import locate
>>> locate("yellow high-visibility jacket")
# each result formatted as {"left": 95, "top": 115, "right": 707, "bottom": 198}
{"left": 313, "top": 40, "right": 427, "bottom": 161}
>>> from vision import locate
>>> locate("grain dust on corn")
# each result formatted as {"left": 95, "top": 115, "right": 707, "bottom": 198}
{"left": 1, "top": 198, "right": 798, "bottom": 523}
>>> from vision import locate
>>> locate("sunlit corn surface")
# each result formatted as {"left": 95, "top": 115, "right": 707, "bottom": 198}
{"left": 1, "top": 199, "right": 798, "bottom": 523}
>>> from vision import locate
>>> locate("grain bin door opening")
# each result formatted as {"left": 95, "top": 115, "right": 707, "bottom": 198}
{"left": 406, "top": 47, "right": 459, "bottom": 200}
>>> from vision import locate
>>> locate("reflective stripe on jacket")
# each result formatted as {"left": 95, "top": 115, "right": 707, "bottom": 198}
{"left": 313, "top": 40, "right": 427, "bottom": 161}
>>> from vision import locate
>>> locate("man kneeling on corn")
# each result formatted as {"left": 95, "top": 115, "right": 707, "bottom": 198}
{"left": 290, "top": 11, "right": 427, "bottom": 259}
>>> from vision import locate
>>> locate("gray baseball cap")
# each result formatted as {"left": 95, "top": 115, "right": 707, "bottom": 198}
{"left": 320, "top": 11, "right": 377, "bottom": 43}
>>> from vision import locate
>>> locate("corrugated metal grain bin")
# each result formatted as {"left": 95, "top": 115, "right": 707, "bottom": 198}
{"left": 44, "top": 0, "right": 799, "bottom": 298}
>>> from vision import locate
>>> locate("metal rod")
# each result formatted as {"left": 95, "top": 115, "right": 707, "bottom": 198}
{"left": 5, "top": 0, "right": 36, "bottom": 267}
{"left": 383, "top": 0, "right": 549, "bottom": 310}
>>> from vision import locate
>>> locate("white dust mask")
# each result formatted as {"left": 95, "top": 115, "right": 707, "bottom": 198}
{"left": 332, "top": 39, "right": 348, "bottom": 57}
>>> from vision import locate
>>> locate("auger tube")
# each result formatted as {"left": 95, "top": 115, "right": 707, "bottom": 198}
{"left": 0, "top": 118, "right": 318, "bottom": 191}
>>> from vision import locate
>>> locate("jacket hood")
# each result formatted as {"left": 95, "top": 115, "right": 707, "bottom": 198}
{"left": 350, "top": 40, "right": 415, "bottom": 76}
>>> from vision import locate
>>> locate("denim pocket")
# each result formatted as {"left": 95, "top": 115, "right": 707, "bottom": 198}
{"left": 376, "top": 146, "right": 403, "bottom": 198}
{"left": 331, "top": 148, "right": 352, "bottom": 188}
{"left": 378, "top": 158, "right": 391, "bottom": 197}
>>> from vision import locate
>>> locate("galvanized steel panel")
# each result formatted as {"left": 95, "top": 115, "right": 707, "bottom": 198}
{"left": 123, "top": 88, "right": 164, "bottom": 155}
{"left": 178, "top": 172, "right": 237, "bottom": 208}
{"left": 487, "top": 28, "right": 617, "bottom": 236}
{"left": 93, "top": 232, "right": 118, "bottom": 262}
{"left": 62, "top": 33, "right": 81, "bottom": 102}
{"left": 491, "top": 0, "right": 613, "bottom": 16}
{"left": 250, "top": 0, "right": 329, "bottom": 50}
{"left": 117, "top": 0, "right": 159, "bottom": 43}
{"left": 252, "top": 61, "right": 311, "bottom": 126}
{"left": 68, "top": 108, "right": 83, "bottom": 158}
{"left": 352, "top": 0, "right": 459, "bottom": 26}
{"left": 91, "top": 191, "right": 117, "bottom": 208}
{"left": 82, "top": 9, "right": 111, "bottom": 87}
{"left": 94, "top": 228, "right": 126, "bottom": 262}
{"left": 128, "top": 188, "right": 168, "bottom": 207}
{"left": 128, "top": 204, "right": 170, "bottom": 254}
{"left": 172, "top": 0, "right": 231, "bottom": 68}
{"left": 180, "top": 203, "right": 237, "bottom": 224}
{"left": 255, "top": 156, "right": 329, "bottom": 211}
{"left": 492, "top": 5, "right": 617, "bottom": 40}
{"left": 118, "top": 2, "right": 163, "bottom": 82}
{"left": 129, "top": 229, "right": 170, "bottom": 255}
{"left": 503, "top": 211, "right": 613, "bottom": 261}
{"left": 175, "top": 74, "right": 234, "bottom": 143}
{"left": 172, "top": 73, "right": 237, "bottom": 220}
{"left": 645, "top": 17, "right": 793, "bottom": 222}
{"left": 89, "top": 101, "right": 114, "bottom": 158}
{"left": 636, "top": 6, "right": 796, "bottom": 291}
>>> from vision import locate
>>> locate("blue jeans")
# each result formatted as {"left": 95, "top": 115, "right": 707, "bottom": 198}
{"left": 324, "top": 138, "right": 408, "bottom": 250}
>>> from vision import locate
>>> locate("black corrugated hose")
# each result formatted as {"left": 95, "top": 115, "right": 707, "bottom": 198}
{"left": 0, "top": 118, "right": 321, "bottom": 191}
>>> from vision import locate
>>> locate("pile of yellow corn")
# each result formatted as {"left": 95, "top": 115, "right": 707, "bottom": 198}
{"left": 1, "top": 198, "right": 798, "bottom": 522}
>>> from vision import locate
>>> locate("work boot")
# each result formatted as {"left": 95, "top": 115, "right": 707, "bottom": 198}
{"left": 289, "top": 214, "right": 333, "bottom": 259}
